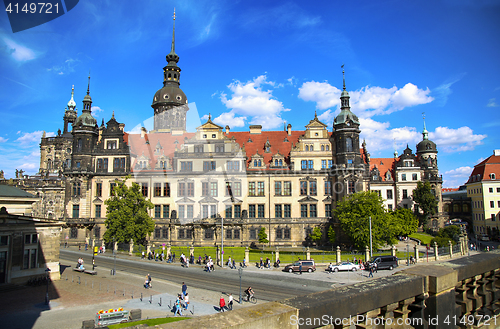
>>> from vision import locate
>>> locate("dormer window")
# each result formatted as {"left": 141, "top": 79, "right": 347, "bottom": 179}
{"left": 491, "top": 173, "right": 496, "bottom": 180}
{"left": 106, "top": 140, "right": 117, "bottom": 149}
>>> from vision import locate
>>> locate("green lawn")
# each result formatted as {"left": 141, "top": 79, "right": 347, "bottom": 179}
{"left": 409, "top": 232, "right": 434, "bottom": 245}
{"left": 107, "top": 317, "right": 188, "bottom": 329}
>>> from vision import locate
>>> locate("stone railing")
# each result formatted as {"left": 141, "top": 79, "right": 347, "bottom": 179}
{"left": 160, "top": 251, "right": 500, "bottom": 329}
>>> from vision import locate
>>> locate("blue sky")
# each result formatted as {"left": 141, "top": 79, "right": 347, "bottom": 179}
{"left": 0, "top": 0, "right": 499, "bottom": 187}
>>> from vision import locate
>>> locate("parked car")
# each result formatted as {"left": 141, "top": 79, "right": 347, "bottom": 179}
{"left": 367, "top": 255, "right": 398, "bottom": 270}
{"left": 327, "top": 262, "right": 360, "bottom": 272}
{"left": 284, "top": 260, "right": 316, "bottom": 273}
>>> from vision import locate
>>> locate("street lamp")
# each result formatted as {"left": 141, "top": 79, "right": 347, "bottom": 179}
{"left": 369, "top": 216, "right": 373, "bottom": 258}
{"left": 221, "top": 215, "right": 224, "bottom": 268}
{"left": 45, "top": 268, "right": 51, "bottom": 305}
{"left": 112, "top": 237, "right": 116, "bottom": 275}
{"left": 238, "top": 267, "right": 243, "bottom": 303}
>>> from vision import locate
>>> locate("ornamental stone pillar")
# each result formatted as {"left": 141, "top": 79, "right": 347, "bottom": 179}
{"left": 414, "top": 244, "right": 419, "bottom": 263}
{"left": 306, "top": 247, "right": 310, "bottom": 260}
{"left": 336, "top": 246, "right": 341, "bottom": 264}
{"left": 275, "top": 247, "right": 280, "bottom": 263}
{"left": 365, "top": 246, "right": 370, "bottom": 262}
{"left": 245, "top": 247, "right": 249, "bottom": 265}
{"left": 434, "top": 242, "right": 439, "bottom": 261}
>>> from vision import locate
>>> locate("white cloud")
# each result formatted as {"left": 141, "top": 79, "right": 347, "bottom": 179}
{"left": 432, "top": 73, "right": 466, "bottom": 107}
{"left": 213, "top": 111, "right": 246, "bottom": 128}
{"left": 92, "top": 106, "right": 104, "bottom": 117}
{"left": 16, "top": 131, "right": 55, "bottom": 145}
{"left": 47, "top": 58, "right": 80, "bottom": 75}
{"left": 487, "top": 98, "right": 499, "bottom": 107}
{"left": 359, "top": 118, "right": 420, "bottom": 153}
{"left": 317, "top": 109, "right": 337, "bottom": 126}
{"left": 445, "top": 166, "right": 473, "bottom": 178}
{"left": 0, "top": 137, "right": 7, "bottom": 142}
{"left": 430, "top": 126, "right": 487, "bottom": 152}
{"left": 219, "top": 75, "right": 290, "bottom": 129}
{"left": 298, "top": 81, "right": 433, "bottom": 117}
{"left": 2, "top": 38, "right": 36, "bottom": 62}
{"left": 20, "top": 163, "right": 37, "bottom": 170}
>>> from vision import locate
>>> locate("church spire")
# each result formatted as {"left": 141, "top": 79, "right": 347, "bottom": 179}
{"left": 67, "top": 85, "right": 76, "bottom": 111}
{"left": 82, "top": 72, "right": 92, "bottom": 112}
{"left": 340, "top": 64, "right": 350, "bottom": 110}
{"left": 422, "top": 112, "right": 428, "bottom": 140}
{"left": 166, "top": 8, "right": 180, "bottom": 66}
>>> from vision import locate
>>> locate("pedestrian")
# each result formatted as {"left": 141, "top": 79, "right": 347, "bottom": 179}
{"left": 219, "top": 295, "right": 226, "bottom": 312}
{"left": 174, "top": 296, "right": 183, "bottom": 316}
{"left": 184, "top": 293, "right": 189, "bottom": 310}
{"left": 147, "top": 273, "right": 152, "bottom": 288}
{"left": 374, "top": 262, "right": 378, "bottom": 273}
{"left": 232, "top": 259, "right": 236, "bottom": 269}
{"left": 141, "top": 251, "right": 145, "bottom": 259}
{"left": 228, "top": 293, "right": 233, "bottom": 310}
{"left": 299, "top": 263, "right": 302, "bottom": 275}
{"left": 182, "top": 282, "right": 187, "bottom": 298}
{"left": 368, "top": 265, "right": 374, "bottom": 278}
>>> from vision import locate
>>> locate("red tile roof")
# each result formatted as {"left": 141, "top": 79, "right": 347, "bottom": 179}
{"left": 467, "top": 155, "right": 500, "bottom": 184}
{"left": 369, "top": 158, "right": 396, "bottom": 181}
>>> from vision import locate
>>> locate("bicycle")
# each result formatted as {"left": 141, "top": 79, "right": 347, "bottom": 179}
{"left": 243, "top": 294, "right": 257, "bottom": 304}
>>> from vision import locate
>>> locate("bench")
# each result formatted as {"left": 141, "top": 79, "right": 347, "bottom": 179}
{"left": 84, "top": 270, "right": 97, "bottom": 275}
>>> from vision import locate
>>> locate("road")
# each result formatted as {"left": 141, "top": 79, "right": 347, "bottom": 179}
{"left": 60, "top": 249, "right": 332, "bottom": 302}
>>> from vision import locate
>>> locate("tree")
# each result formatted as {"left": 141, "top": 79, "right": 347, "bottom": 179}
{"left": 391, "top": 208, "right": 419, "bottom": 237}
{"left": 412, "top": 181, "right": 438, "bottom": 227}
{"left": 258, "top": 227, "right": 268, "bottom": 244}
{"left": 327, "top": 226, "right": 336, "bottom": 245}
{"left": 334, "top": 191, "right": 398, "bottom": 250}
{"left": 310, "top": 227, "right": 322, "bottom": 244}
{"left": 104, "top": 177, "right": 155, "bottom": 246}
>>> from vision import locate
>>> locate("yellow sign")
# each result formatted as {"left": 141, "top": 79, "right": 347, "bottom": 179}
{"left": 94, "top": 246, "right": 98, "bottom": 255}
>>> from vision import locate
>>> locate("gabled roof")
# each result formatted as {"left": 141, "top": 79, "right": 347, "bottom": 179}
{"left": 369, "top": 158, "right": 396, "bottom": 182}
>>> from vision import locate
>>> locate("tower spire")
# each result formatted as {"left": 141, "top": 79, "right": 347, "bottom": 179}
{"left": 422, "top": 112, "right": 428, "bottom": 140}
{"left": 166, "top": 9, "right": 179, "bottom": 65}
{"left": 87, "top": 71, "right": 90, "bottom": 95}
{"left": 171, "top": 8, "right": 176, "bottom": 55}
{"left": 342, "top": 64, "right": 346, "bottom": 90}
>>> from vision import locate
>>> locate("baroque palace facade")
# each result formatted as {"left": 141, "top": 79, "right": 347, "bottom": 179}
{"left": 2, "top": 19, "right": 443, "bottom": 248}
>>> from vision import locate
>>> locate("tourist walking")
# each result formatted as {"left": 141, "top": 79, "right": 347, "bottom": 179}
{"left": 228, "top": 294, "right": 233, "bottom": 310}
{"left": 182, "top": 282, "right": 187, "bottom": 298}
{"left": 219, "top": 296, "right": 226, "bottom": 312}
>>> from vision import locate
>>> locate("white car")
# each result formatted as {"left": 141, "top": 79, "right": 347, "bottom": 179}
{"left": 328, "top": 262, "right": 360, "bottom": 272}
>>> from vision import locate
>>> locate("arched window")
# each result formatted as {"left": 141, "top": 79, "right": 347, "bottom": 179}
{"left": 279, "top": 159, "right": 283, "bottom": 166}
{"left": 326, "top": 145, "right": 330, "bottom": 151}
{"left": 305, "top": 145, "right": 309, "bottom": 151}
{"left": 254, "top": 160, "right": 258, "bottom": 167}
{"left": 310, "top": 145, "right": 314, "bottom": 151}
{"left": 321, "top": 145, "right": 325, "bottom": 151}
{"left": 258, "top": 160, "right": 262, "bottom": 167}
{"left": 346, "top": 138, "right": 353, "bottom": 152}
{"left": 275, "top": 159, "right": 278, "bottom": 166}
{"left": 47, "top": 159, "right": 52, "bottom": 170}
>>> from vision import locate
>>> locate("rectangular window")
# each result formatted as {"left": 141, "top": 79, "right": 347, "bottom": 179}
{"left": 163, "top": 183, "right": 170, "bottom": 197}
{"left": 387, "top": 190, "right": 393, "bottom": 200}
{"left": 70, "top": 227, "right": 78, "bottom": 239}
{"left": 234, "top": 229, "right": 240, "bottom": 239}
{"left": 178, "top": 229, "right": 185, "bottom": 239}
{"left": 348, "top": 181, "right": 355, "bottom": 194}
{"left": 275, "top": 204, "right": 282, "bottom": 218}
{"left": 180, "top": 161, "right": 193, "bottom": 172}
{"left": 226, "top": 229, "right": 232, "bottom": 239}
{"left": 225, "top": 182, "right": 233, "bottom": 197}
{"left": 210, "top": 205, "right": 217, "bottom": 218}
{"left": 490, "top": 188, "right": 494, "bottom": 193}
{"left": 163, "top": 205, "right": 170, "bottom": 218}
{"left": 309, "top": 181, "right": 317, "bottom": 196}
{"left": 202, "top": 205, "right": 209, "bottom": 218}
{"left": 187, "top": 205, "right": 193, "bottom": 218}
{"left": 328, "top": 160, "right": 333, "bottom": 168}
{"left": 202, "top": 182, "right": 209, "bottom": 196}
{"left": 325, "top": 204, "right": 331, "bottom": 217}
{"left": 308, "top": 160, "right": 313, "bottom": 169}
{"left": 257, "top": 182, "right": 265, "bottom": 196}
{"left": 388, "top": 204, "right": 393, "bottom": 211}
{"left": 276, "top": 228, "right": 283, "bottom": 239}
{"left": 96, "top": 183, "right": 102, "bottom": 197}
{"left": 178, "top": 205, "right": 185, "bottom": 219}
{"left": 300, "top": 181, "right": 307, "bottom": 196}
{"left": 155, "top": 205, "right": 161, "bottom": 218}
{"left": 72, "top": 205, "right": 79, "bottom": 218}
{"left": 258, "top": 204, "right": 265, "bottom": 218}
{"left": 492, "top": 214, "right": 496, "bottom": 221}
{"left": 154, "top": 183, "right": 162, "bottom": 197}
{"left": 162, "top": 227, "right": 168, "bottom": 239}
{"left": 211, "top": 182, "right": 218, "bottom": 197}
{"left": 249, "top": 205, "right": 256, "bottom": 218}
{"left": 110, "top": 183, "right": 116, "bottom": 196}
{"left": 204, "top": 229, "right": 213, "bottom": 240}
{"left": 498, "top": 201, "right": 500, "bottom": 208}
{"left": 284, "top": 204, "right": 291, "bottom": 218}
{"left": 310, "top": 204, "right": 317, "bottom": 217}
{"left": 155, "top": 227, "right": 161, "bottom": 239}
{"left": 301, "top": 204, "right": 308, "bottom": 217}
{"left": 301, "top": 160, "right": 307, "bottom": 170}
{"left": 225, "top": 206, "right": 232, "bottom": 218}
{"left": 95, "top": 205, "right": 101, "bottom": 218}
{"left": 322, "top": 160, "right": 327, "bottom": 169}
{"left": 491, "top": 201, "right": 495, "bottom": 208}
{"left": 402, "top": 174, "right": 406, "bottom": 181}
{"left": 178, "top": 183, "right": 186, "bottom": 197}
{"left": 203, "top": 161, "right": 216, "bottom": 171}
{"left": 233, "top": 182, "right": 241, "bottom": 197}
{"left": 283, "top": 181, "right": 292, "bottom": 196}
{"left": 284, "top": 228, "right": 291, "bottom": 239}
{"left": 412, "top": 173, "right": 418, "bottom": 181}
{"left": 497, "top": 188, "right": 500, "bottom": 193}
{"left": 249, "top": 182, "right": 256, "bottom": 196}
{"left": 324, "top": 181, "right": 332, "bottom": 195}
{"left": 275, "top": 181, "right": 282, "bottom": 196}
{"left": 141, "top": 183, "right": 148, "bottom": 197}
{"left": 249, "top": 229, "right": 257, "bottom": 240}
{"left": 187, "top": 182, "right": 194, "bottom": 197}
{"left": 403, "top": 189, "right": 408, "bottom": 199}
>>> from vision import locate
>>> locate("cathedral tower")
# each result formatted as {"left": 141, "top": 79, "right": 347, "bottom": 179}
{"left": 151, "top": 10, "right": 189, "bottom": 134}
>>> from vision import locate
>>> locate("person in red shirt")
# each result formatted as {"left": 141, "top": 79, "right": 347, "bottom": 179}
{"left": 219, "top": 296, "right": 226, "bottom": 312}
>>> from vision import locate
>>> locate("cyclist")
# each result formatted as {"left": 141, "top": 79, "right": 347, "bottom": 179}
{"left": 245, "top": 286, "right": 254, "bottom": 301}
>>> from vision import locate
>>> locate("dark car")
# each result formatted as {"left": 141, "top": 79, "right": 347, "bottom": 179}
{"left": 284, "top": 260, "right": 316, "bottom": 273}
{"left": 368, "top": 255, "right": 398, "bottom": 270}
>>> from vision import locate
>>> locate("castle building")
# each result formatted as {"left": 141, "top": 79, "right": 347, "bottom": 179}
{"left": 2, "top": 15, "right": 443, "bottom": 248}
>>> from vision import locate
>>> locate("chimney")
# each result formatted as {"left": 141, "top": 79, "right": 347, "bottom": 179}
{"left": 119, "top": 123, "right": 125, "bottom": 132}
{"left": 141, "top": 127, "right": 147, "bottom": 138}
{"left": 249, "top": 125, "right": 262, "bottom": 134}
{"left": 494, "top": 149, "right": 500, "bottom": 156}
{"left": 225, "top": 125, "right": 230, "bottom": 134}
{"left": 287, "top": 124, "right": 292, "bottom": 136}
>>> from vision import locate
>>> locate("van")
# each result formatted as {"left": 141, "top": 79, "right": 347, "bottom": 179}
{"left": 284, "top": 260, "right": 316, "bottom": 273}
{"left": 368, "top": 256, "right": 398, "bottom": 270}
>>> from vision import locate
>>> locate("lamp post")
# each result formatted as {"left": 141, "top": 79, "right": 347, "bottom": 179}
{"left": 369, "top": 216, "right": 373, "bottom": 258}
{"left": 112, "top": 237, "right": 116, "bottom": 275}
{"left": 45, "top": 267, "right": 51, "bottom": 305}
{"left": 221, "top": 216, "right": 224, "bottom": 267}
{"left": 238, "top": 266, "right": 243, "bottom": 303}
{"left": 406, "top": 239, "right": 410, "bottom": 266}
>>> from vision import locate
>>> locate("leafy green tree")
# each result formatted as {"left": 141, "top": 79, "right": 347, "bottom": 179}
{"left": 258, "top": 227, "right": 269, "bottom": 244}
{"left": 310, "top": 227, "right": 322, "bottom": 244}
{"left": 391, "top": 208, "right": 419, "bottom": 237}
{"left": 430, "top": 225, "right": 460, "bottom": 247}
{"left": 412, "top": 181, "right": 438, "bottom": 227}
{"left": 104, "top": 178, "right": 155, "bottom": 246}
{"left": 327, "top": 226, "right": 336, "bottom": 245}
{"left": 334, "top": 191, "right": 397, "bottom": 249}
